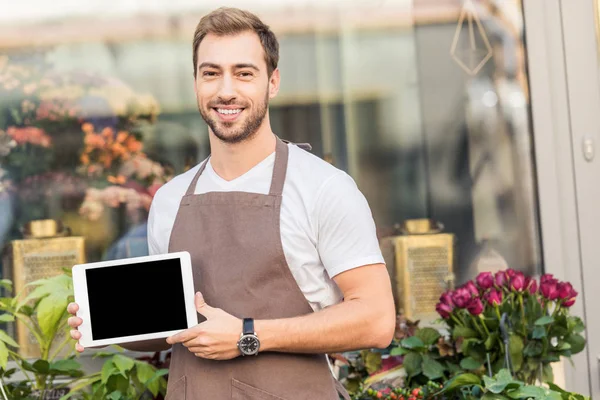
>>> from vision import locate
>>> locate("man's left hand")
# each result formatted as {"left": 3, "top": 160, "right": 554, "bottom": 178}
{"left": 166, "top": 292, "right": 242, "bottom": 360}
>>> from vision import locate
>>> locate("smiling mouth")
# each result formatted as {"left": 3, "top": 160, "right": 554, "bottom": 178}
{"left": 214, "top": 108, "right": 243, "bottom": 115}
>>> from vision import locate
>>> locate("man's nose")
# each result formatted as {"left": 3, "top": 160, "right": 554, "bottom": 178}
{"left": 217, "top": 75, "right": 236, "bottom": 101}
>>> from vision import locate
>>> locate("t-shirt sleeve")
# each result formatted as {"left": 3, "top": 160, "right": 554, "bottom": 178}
{"left": 147, "top": 197, "right": 163, "bottom": 256}
{"left": 313, "top": 171, "right": 385, "bottom": 278}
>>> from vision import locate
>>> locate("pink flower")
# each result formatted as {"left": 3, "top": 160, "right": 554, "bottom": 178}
{"left": 452, "top": 288, "right": 471, "bottom": 308}
{"left": 540, "top": 274, "right": 555, "bottom": 284}
{"left": 476, "top": 272, "right": 494, "bottom": 290}
{"left": 540, "top": 279, "right": 559, "bottom": 300}
{"left": 558, "top": 282, "right": 578, "bottom": 307}
{"left": 467, "top": 298, "right": 484, "bottom": 316}
{"left": 506, "top": 269, "right": 517, "bottom": 279}
{"left": 486, "top": 289, "right": 503, "bottom": 306}
{"left": 563, "top": 289, "right": 578, "bottom": 308}
{"left": 495, "top": 270, "right": 507, "bottom": 288}
{"left": 526, "top": 277, "right": 538, "bottom": 294}
{"left": 436, "top": 303, "right": 453, "bottom": 319}
{"left": 510, "top": 272, "right": 526, "bottom": 292}
{"left": 465, "top": 281, "right": 479, "bottom": 297}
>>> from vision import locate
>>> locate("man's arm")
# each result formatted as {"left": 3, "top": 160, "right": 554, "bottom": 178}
{"left": 257, "top": 263, "right": 395, "bottom": 353}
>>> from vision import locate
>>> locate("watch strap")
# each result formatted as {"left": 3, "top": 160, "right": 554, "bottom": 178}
{"left": 243, "top": 318, "right": 254, "bottom": 335}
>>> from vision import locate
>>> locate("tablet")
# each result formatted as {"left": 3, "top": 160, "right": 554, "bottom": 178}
{"left": 72, "top": 251, "right": 198, "bottom": 348}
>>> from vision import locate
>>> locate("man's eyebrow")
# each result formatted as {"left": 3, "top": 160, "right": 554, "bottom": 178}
{"left": 198, "top": 62, "right": 222, "bottom": 70}
{"left": 234, "top": 63, "right": 260, "bottom": 71}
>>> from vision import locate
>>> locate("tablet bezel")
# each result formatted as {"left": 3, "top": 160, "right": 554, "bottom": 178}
{"left": 72, "top": 251, "right": 197, "bottom": 348}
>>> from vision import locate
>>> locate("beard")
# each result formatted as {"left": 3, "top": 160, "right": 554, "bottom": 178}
{"left": 199, "top": 90, "right": 269, "bottom": 144}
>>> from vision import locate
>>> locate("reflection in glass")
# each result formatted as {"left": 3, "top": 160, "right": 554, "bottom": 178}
{"left": 0, "top": 0, "right": 541, "bottom": 288}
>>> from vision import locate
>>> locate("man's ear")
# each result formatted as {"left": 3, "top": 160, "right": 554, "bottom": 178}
{"left": 268, "top": 68, "right": 280, "bottom": 99}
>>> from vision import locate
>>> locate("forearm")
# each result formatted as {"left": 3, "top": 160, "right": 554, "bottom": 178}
{"left": 255, "top": 296, "right": 395, "bottom": 354}
{"left": 120, "top": 338, "right": 171, "bottom": 353}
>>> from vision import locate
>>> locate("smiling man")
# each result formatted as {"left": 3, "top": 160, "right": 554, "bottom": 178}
{"left": 68, "top": 7, "right": 395, "bottom": 399}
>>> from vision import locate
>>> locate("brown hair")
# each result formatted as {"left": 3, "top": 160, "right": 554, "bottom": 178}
{"left": 192, "top": 7, "right": 279, "bottom": 78}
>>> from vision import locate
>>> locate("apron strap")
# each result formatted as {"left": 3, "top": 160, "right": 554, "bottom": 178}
{"left": 269, "top": 137, "right": 289, "bottom": 196}
{"left": 185, "top": 157, "right": 210, "bottom": 196}
{"left": 334, "top": 379, "right": 351, "bottom": 400}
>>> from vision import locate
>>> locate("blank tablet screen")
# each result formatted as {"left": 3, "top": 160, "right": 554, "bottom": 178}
{"left": 86, "top": 258, "right": 188, "bottom": 340}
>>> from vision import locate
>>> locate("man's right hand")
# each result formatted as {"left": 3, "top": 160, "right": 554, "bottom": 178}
{"left": 67, "top": 302, "right": 85, "bottom": 353}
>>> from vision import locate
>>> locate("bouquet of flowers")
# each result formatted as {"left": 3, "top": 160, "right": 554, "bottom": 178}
{"left": 435, "top": 270, "right": 585, "bottom": 384}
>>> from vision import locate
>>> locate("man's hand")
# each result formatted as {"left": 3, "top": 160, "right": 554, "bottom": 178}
{"left": 66, "top": 303, "right": 85, "bottom": 353}
{"left": 167, "top": 292, "right": 242, "bottom": 360}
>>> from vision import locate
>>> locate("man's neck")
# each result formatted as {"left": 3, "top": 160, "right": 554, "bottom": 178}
{"left": 208, "top": 128, "right": 277, "bottom": 182}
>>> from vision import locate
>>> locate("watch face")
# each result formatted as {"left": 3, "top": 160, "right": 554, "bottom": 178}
{"left": 239, "top": 335, "right": 260, "bottom": 355}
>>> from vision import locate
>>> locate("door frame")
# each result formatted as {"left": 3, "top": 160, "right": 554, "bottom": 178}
{"left": 524, "top": 0, "right": 599, "bottom": 396}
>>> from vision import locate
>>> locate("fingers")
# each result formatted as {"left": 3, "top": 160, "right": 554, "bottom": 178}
{"left": 68, "top": 316, "right": 82, "bottom": 329}
{"left": 194, "top": 292, "right": 217, "bottom": 318}
{"left": 67, "top": 302, "right": 79, "bottom": 315}
{"left": 75, "top": 343, "right": 84, "bottom": 353}
{"left": 70, "top": 329, "right": 81, "bottom": 340}
{"left": 167, "top": 326, "right": 199, "bottom": 345}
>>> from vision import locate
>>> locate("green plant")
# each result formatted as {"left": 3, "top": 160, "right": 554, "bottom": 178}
{"left": 435, "top": 369, "right": 588, "bottom": 400}
{"left": 0, "top": 273, "right": 167, "bottom": 399}
{"left": 436, "top": 270, "right": 585, "bottom": 384}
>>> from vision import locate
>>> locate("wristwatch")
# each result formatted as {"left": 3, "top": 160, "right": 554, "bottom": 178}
{"left": 237, "top": 318, "right": 260, "bottom": 356}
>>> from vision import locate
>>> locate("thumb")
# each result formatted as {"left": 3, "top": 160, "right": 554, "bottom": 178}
{"left": 194, "top": 292, "right": 216, "bottom": 318}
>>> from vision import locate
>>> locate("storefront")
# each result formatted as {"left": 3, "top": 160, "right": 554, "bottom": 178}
{"left": 0, "top": 0, "right": 599, "bottom": 398}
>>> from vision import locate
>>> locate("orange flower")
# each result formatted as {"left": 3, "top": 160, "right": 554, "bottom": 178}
{"left": 82, "top": 123, "right": 94, "bottom": 134}
{"left": 125, "top": 137, "right": 142, "bottom": 153}
{"left": 111, "top": 143, "right": 126, "bottom": 157}
{"left": 116, "top": 131, "right": 128, "bottom": 143}
{"left": 80, "top": 154, "right": 90, "bottom": 165}
{"left": 107, "top": 175, "right": 127, "bottom": 185}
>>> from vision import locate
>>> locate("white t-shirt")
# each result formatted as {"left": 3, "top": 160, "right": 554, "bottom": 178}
{"left": 147, "top": 143, "right": 385, "bottom": 311}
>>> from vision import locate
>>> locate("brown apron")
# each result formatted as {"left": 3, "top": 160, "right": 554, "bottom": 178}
{"left": 166, "top": 137, "right": 351, "bottom": 400}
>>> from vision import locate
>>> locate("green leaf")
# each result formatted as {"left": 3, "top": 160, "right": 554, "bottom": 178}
{"left": 568, "top": 317, "right": 586, "bottom": 333}
{"left": 542, "top": 363, "right": 554, "bottom": 384}
{"left": 556, "top": 342, "right": 571, "bottom": 351}
{"left": 106, "top": 390, "right": 122, "bottom": 400}
{"left": 509, "top": 335, "right": 525, "bottom": 371}
{"left": 107, "top": 374, "right": 129, "bottom": 394}
{"left": 535, "top": 316, "right": 555, "bottom": 326}
{"left": 135, "top": 362, "right": 157, "bottom": 395}
{"left": 401, "top": 336, "right": 425, "bottom": 350}
{"left": 403, "top": 352, "right": 422, "bottom": 377}
{"left": 446, "top": 362, "right": 463, "bottom": 374}
{"left": 482, "top": 394, "right": 509, "bottom": 400}
{"left": 524, "top": 341, "right": 544, "bottom": 357}
{"left": 390, "top": 347, "right": 408, "bottom": 356}
{"left": 364, "top": 351, "right": 382, "bottom": 374}
{"left": 37, "top": 293, "right": 68, "bottom": 338}
{"left": 484, "top": 369, "right": 517, "bottom": 394}
{"left": 33, "top": 360, "right": 50, "bottom": 374}
{"left": 460, "top": 357, "right": 483, "bottom": 370}
{"left": 438, "top": 373, "right": 481, "bottom": 395}
{"left": 485, "top": 333, "right": 499, "bottom": 350}
{"left": 566, "top": 334, "right": 586, "bottom": 355}
{"left": 113, "top": 354, "right": 135, "bottom": 373}
{"left": 416, "top": 327, "right": 441, "bottom": 346}
{"left": 452, "top": 326, "right": 479, "bottom": 339}
{"left": 0, "top": 330, "right": 19, "bottom": 348}
{"left": 50, "top": 359, "right": 81, "bottom": 373}
{"left": 0, "top": 341, "right": 7, "bottom": 370}
{"left": 422, "top": 354, "right": 446, "bottom": 380}
{"left": 101, "top": 361, "right": 117, "bottom": 384}
{"left": 0, "top": 280, "right": 12, "bottom": 292}
{"left": 0, "top": 314, "right": 14, "bottom": 323}
{"left": 506, "top": 385, "right": 550, "bottom": 399}
{"left": 533, "top": 326, "right": 547, "bottom": 339}
{"left": 93, "top": 352, "right": 117, "bottom": 359}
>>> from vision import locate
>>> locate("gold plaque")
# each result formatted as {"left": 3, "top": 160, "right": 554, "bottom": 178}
{"left": 2, "top": 235, "right": 85, "bottom": 358}
{"left": 381, "top": 221, "right": 454, "bottom": 320}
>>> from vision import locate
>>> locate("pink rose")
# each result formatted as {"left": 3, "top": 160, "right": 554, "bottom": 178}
{"left": 452, "top": 288, "right": 471, "bottom": 308}
{"left": 495, "top": 270, "right": 507, "bottom": 288}
{"left": 436, "top": 303, "right": 453, "bottom": 319}
{"left": 467, "top": 298, "right": 484, "bottom": 316}
{"left": 465, "top": 281, "right": 479, "bottom": 297}
{"left": 476, "top": 272, "right": 494, "bottom": 290}
{"left": 485, "top": 289, "right": 503, "bottom": 306}
{"left": 510, "top": 272, "right": 526, "bottom": 292}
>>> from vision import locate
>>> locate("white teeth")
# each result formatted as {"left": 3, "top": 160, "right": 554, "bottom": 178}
{"left": 217, "top": 109, "right": 242, "bottom": 115}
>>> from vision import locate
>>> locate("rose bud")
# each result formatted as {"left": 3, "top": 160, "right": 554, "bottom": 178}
{"left": 557, "top": 282, "right": 573, "bottom": 300}
{"left": 465, "top": 281, "right": 479, "bottom": 297}
{"left": 495, "top": 270, "right": 507, "bottom": 288}
{"left": 486, "top": 289, "right": 503, "bottom": 306}
{"left": 510, "top": 272, "right": 526, "bottom": 292}
{"left": 452, "top": 287, "right": 472, "bottom": 308}
{"left": 467, "top": 298, "right": 484, "bottom": 316}
{"left": 506, "top": 269, "right": 517, "bottom": 279}
{"left": 476, "top": 272, "right": 494, "bottom": 290}
{"left": 528, "top": 279, "right": 538, "bottom": 295}
{"left": 439, "top": 291, "right": 454, "bottom": 307}
{"left": 436, "top": 303, "right": 453, "bottom": 319}
{"left": 563, "top": 287, "right": 578, "bottom": 307}
{"left": 540, "top": 280, "right": 559, "bottom": 300}
{"left": 540, "top": 274, "right": 555, "bottom": 284}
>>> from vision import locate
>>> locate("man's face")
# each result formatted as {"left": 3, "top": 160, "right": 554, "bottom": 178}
{"left": 194, "top": 31, "right": 280, "bottom": 144}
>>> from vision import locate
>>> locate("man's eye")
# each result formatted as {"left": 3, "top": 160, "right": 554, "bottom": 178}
{"left": 203, "top": 71, "right": 218, "bottom": 77}
{"left": 239, "top": 72, "right": 253, "bottom": 78}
